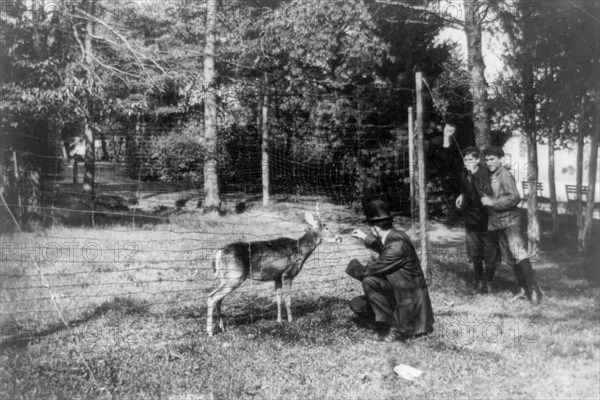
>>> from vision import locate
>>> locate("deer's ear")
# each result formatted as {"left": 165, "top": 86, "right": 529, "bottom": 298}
{"left": 304, "top": 212, "right": 319, "bottom": 229}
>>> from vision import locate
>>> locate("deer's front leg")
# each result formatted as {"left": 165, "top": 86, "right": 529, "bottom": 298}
{"left": 216, "top": 299, "right": 225, "bottom": 332}
{"left": 207, "top": 295, "right": 217, "bottom": 336}
{"left": 283, "top": 277, "right": 293, "bottom": 322}
{"left": 275, "top": 279, "right": 283, "bottom": 323}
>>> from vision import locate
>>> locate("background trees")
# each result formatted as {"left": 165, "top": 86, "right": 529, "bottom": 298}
{"left": 494, "top": 0, "right": 599, "bottom": 252}
{"left": 2, "top": 0, "right": 597, "bottom": 249}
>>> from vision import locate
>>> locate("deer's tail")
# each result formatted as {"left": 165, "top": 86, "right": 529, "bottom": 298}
{"left": 212, "top": 249, "right": 223, "bottom": 279}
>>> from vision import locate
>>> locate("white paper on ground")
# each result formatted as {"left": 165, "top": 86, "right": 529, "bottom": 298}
{"left": 394, "top": 364, "right": 424, "bottom": 381}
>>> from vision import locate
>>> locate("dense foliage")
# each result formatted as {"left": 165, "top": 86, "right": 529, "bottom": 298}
{"left": 2, "top": 0, "right": 458, "bottom": 212}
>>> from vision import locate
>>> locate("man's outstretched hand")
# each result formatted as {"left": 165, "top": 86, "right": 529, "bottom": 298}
{"left": 351, "top": 229, "right": 367, "bottom": 240}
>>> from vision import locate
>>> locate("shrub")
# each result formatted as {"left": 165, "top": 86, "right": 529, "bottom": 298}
{"left": 132, "top": 121, "right": 205, "bottom": 182}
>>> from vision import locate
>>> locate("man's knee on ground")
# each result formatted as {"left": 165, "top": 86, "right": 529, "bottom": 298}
{"left": 349, "top": 295, "right": 368, "bottom": 315}
{"left": 349, "top": 295, "right": 376, "bottom": 322}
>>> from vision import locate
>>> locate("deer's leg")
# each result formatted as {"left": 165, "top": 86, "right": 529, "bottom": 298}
{"left": 215, "top": 298, "right": 225, "bottom": 331}
{"left": 207, "top": 272, "right": 245, "bottom": 336}
{"left": 283, "top": 277, "right": 293, "bottom": 322}
{"left": 275, "top": 279, "right": 283, "bottom": 323}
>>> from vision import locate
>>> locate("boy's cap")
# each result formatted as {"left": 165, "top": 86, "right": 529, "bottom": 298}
{"left": 483, "top": 146, "right": 505, "bottom": 158}
{"left": 462, "top": 146, "right": 479, "bottom": 155}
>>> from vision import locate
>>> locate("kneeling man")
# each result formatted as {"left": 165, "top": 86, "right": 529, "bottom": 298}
{"left": 346, "top": 200, "right": 434, "bottom": 342}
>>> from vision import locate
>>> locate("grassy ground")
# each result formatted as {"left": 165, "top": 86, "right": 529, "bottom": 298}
{"left": 1, "top": 200, "right": 598, "bottom": 400}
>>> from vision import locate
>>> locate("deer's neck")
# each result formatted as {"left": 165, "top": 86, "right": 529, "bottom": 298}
{"left": 298, "top": 230, "right": 321, "bottom": 255}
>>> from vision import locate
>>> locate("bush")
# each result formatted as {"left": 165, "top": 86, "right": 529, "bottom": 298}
{"left": 131, "top": 121, "right": 205, "bottom": 182}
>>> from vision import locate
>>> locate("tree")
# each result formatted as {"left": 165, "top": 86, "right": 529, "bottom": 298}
{"left": 464, "top": 0, "right": 492, "bottom": 148}
{"left": 495, "top": 0, "right": 599, "bottom": 251}
{"left": 82, "top": 0, "right": 96, "bottom": 201}
{"left": 580, "top": 123, "right": 598, "bottom": 251}
{"left": 1, "top": 0, "right": 167, "bottom": 227}
{"left": 202, "top": 0, "right": 221, "bottom": 211}
{"left": 261, "top": 73, "right": 271, "bottom": 206}
{"left": 218, "top": 0, "right": 397, "bottom": 200}
{"left": 112, "top": 0, "right": 452, "bottom": 210}
{"left": 379, "top": 0, "right": 495, "bottom": 147}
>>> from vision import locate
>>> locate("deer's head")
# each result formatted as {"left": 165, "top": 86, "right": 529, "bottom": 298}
{"left": 304, "top": 203, "right": 342, "bottom": 244}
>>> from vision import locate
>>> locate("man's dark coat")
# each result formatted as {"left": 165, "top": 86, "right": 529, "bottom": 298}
{"left": 346, "top": 228, "right": 434, "bottom": 335}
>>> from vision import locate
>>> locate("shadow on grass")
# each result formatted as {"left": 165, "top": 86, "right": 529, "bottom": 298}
{"left": 430, "top": 259, "right": 524, "bottom": 298}
{"left": 431, "top": 212, "right": 599, "bottom": 298}
{"left": 491, "top": 302, "right": 600, "bottom": 326}
{"left": 171, "top": 295, "right": 357, "bottom": 344}
{"left": 170, "top": 295, "right": 347, "bottom": 325}
{"left": 43, "top": 188, "right": 176, "bottom": 227}
{"left": 0, "top": 297, "right": 151, "bottom": 352}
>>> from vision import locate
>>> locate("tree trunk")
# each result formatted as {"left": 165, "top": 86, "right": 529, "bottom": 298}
{"left": 408, "top": 106, "right": 415, "bottom": 231}
{"left": 523, "top": 61, "right": 539, "bottom": 254}
{"left": 262, "top": 74, "right": 270, "bottom": 207}
{"left": 548, "top": 127, "right": 558, "bottom": 236}
{"left": 575, "top": 99, "right": 585, "bottom": 236}
{"left": 464, "top": 0, "right": 490, "bottom": 149}
{"left": 578, "top": 115, "right": 598, "bottom": 251}
{"left": 526, "top": 133, "right": 539, "bottom": 254}
{"left": 202, "top": 0, "right": 221, "bottom": 211}
{"left": 32, "top": 0, "right": 42, "bottom": 57}
{"left": 83, "top": 0, "right": 95, "bottom": 206}
{"left": 83, "top": 119, "right": 95, "bottom": 196}
{"left": 12, "top": 151, "right": 22, "bottom": 224}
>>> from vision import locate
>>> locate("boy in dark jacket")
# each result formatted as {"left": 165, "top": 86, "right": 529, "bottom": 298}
{"left": 442, "top": 124, "right": 500, "bottom": 293}
{"left": 455, "top": 146, "right": 500, "bottom": 293}
{"left": 346, "top": 200, "right": 435, "bottom": 342}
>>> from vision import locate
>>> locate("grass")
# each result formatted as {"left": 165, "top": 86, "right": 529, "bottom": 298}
{"left": 1, "top": 200, "right": 599, "bottom": 400}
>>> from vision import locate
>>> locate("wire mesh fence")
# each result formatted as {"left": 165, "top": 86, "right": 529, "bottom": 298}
{"left": 0, "top": 120, "right": 422, "bottom": 344}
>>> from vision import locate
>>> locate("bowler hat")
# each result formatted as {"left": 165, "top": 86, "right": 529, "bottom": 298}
{"left": 483, "top": 146, "right": 505, "bottom": 158}
{"left": 362, "top": 200, "right": 394, "bottom": 223}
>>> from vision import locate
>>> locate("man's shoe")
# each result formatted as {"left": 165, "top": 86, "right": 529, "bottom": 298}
{"left": 383, "top": 329, "right": 401, "bottom": 342}
{"left": 374, "top": 328, "right": 400, "bottom": 342}
{"left": 479, "top": 280, "right": 489, "bottom": 294}
{"left": 529, "top": 284, "right": 543, "bottom": 305}
{"left": 371, "top": 321, "right": 390, "bottom": 334}
{"left": 511, "top": 287, "right": 528, "bottom": 301}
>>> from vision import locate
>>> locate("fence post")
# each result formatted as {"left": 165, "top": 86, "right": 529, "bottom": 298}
{"left": 416, "top": 72, "right": 429, "bottom": 280}
{"left": 12, "top": 150, "right": 22, "bottom": 223}
{"left": 408, "top": 107, "right": 415, "bottom": 231}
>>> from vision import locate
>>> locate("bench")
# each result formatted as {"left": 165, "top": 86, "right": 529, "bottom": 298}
{"left": 520, "top": 181, "right": 545, "bottom": 206}
{"left": 565, "top": 184, "right": 589, "bottom": 202}
{"left": 522, "top": 181, "right": 544, "bottom": 198}
{"left": 565, "top": 185, "right": 589, "bottom": 213}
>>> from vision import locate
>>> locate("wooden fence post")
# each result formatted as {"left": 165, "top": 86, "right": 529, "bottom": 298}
{"left": 416, "top": 72, "right": 429, "bottom": 279}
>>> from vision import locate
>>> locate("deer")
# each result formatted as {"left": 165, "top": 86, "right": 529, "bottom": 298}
{"left": 206, "top": 204, "right": 342, "bottom": 336}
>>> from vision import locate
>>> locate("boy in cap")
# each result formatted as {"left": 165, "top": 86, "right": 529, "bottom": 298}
{"left": 481, "top": 146, "right": 543, "bottom": 304}
{"left": 455, "top": 146, "right": 500, "bottom": 293}
{"left": 346, "top": 200, "right": 434, "bottom": 342}
{"left": 443, "top": 124, "right": 500, "bottom": 293}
